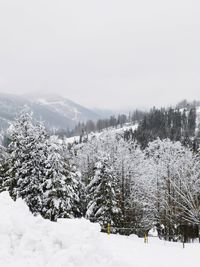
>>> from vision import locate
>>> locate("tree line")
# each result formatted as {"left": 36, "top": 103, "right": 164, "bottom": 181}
{"left": 124, "top": 106, "right": 199, "bottom": 150}
{"left": 56, "top": 100, "right": 200, "bottom": 154}
{"left": 55, "top": 109, "right": 146, "bottom": 138}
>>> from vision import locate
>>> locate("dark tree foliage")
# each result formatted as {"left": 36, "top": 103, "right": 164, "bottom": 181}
{"left": 125, "top": 107, "right": 199, "bottom": 150}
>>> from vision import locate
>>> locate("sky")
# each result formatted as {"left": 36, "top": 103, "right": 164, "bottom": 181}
{"left": 0, "top": 0, "right": 200, "bottom": 110}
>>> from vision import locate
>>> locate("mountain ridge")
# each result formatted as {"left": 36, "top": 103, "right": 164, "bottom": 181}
{"left": 0, "top": 93, "right": 101, "bottom": 131}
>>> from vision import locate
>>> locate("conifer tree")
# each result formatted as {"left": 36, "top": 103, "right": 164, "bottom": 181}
{"left": 86, "top": 156, "right": 122, "bottom": 228}
{"left": 4, "top": 108, "right": 47, "bottom": 214}
{"left": 0, "top": 145, "right": 8, "bottom": 193}
{"left": 42, "top": 136, "right": 83, "bottom": 221}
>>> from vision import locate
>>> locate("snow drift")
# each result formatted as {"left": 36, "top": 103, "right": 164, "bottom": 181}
{"left": 0, "top": 192, "right": 109, "bottom": 267}
{"left": 0, "top": 192, "right": 199, "bottom": 267}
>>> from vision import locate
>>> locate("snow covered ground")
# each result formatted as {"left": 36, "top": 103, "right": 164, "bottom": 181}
{"left": 0, "top": 192, "right": 199, "bottom": 267}
{"left": 65, "top": 123, "right": 138, "bottom": 144}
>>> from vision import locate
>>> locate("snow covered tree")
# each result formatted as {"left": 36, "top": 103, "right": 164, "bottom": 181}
{"left": 4, "top": 109, "right": 84, "bottom": 221}
{"left": 72, "top": 125, "right": 200, "bottom": 239}
{"left": 3, "top": 108, "right": 48, "bottom": 214}
{"left": 143, "top": 138, "right": 195, "bottom": 239}
{"left": 169, "top": 153, "right": 200, "bottom": 241}
{"left": 188, "top": 107, "right": 196, "bottom": 136}
{"left": 41, "top": 136, "right": 84, "bottom": 221}
{"left": 0, "top": 145, "right": 8, "bottom": 193}
{"left": 86, "top": 156, "right": 122, "bottom": 229}
{"left": 69, "top": 164, "right": 85, "bottom": 218}
{"left": 73, "top": 131, "right": 146, "bottom": 232}
{"left": 111, "top": 138, "right": 145, "bottom": 232}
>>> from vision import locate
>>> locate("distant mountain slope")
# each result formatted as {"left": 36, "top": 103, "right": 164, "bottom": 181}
{"left": 30, "top": 94, "right": 100, "bottom": 123}
{"left": 0, "top": 93, "right": 101, "bottom": 131}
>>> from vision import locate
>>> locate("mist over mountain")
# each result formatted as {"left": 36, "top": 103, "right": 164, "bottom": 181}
{"left": 0, "top": 93, "right": 101, "bottom": 131}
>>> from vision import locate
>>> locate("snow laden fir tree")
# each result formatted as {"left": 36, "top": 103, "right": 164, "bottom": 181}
{"left": 86, "top": 155, "right": 122, "bottom": 228}
{"left": 3, "top": 108, "right": 82, "bottom": 221}
{"left": 42, "top": 136, "right": 83, "bottom": 220}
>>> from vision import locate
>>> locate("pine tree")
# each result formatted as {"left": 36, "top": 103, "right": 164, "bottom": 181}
{"left": 0, "top": 145, "right": 8, "bottom": 193}
{"left": 4, "top": 108, "right": 47, "bottom": 214}
{"left": 188, "top": 108, "right": 196, "bottom": 136}
{"left": 42, "top": 136, "right": 83, "bottom": 221}
{"left": 86, "top": 156, "right": 122, "bottom": 228}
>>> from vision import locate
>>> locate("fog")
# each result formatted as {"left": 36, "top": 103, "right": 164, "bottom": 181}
{"left": 0, "top": 0, "right": 200, "bottom": 109}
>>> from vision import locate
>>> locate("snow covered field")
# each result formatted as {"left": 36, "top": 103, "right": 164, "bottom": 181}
{"left": 0, "top": 192, "right": 199, "bottom": 267}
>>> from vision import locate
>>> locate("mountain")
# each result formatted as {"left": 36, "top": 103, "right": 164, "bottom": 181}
{"left": 0, "top": 93, "right": 101, "bottom": 131}
{"left": 92, "top": 108, "right": 117, "bottom": 118}
{"left": 30, "top": 94, "right": 100, "bottom": 123}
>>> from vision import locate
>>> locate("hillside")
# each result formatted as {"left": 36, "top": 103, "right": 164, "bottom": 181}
{"left": 126, "top": 104, "right": 200, "bottom": 149}
{"left": 65, "top": 123, "right": 139, "bottom": 144}
{"left": 0, "top": 93, "right": 100, "bottom": 131}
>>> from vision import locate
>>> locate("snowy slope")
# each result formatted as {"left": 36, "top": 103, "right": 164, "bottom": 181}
{"left": 30, "top": 94, "right": 100, "bottom": 123}
{"left": 65, "top": 123, "right": 138, "bottom": 144}
{"left": 0, "top": 192, "right": 199, "bottom": 267}
{"left": 0, "top": 93, "right": 101, "bottom": 131}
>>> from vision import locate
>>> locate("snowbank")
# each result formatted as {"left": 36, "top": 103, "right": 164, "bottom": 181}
{"left": 0, "top": 192, "right": 199, "bottom": 267}
{"left": 0, "top": 192, "right": 107, "bottom": 267}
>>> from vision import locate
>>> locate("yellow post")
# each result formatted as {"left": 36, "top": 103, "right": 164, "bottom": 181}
{"left": 144, "top": 233, "right": 148, "bottom": 243}
{"left": 107, "top": 223, "right": 111, "bottom": 235}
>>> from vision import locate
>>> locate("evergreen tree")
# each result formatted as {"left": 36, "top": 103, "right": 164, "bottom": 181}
{"left": 42, "top": 136, "right": 83, "bottom": 221}
{"left": 188, "top": 108, "right": 196, "bottom": 136}
{"left": 4, "top": 109, "right": 47, "bottom": 214}
{"left": 0, "top": 145, "right": 8, "bottom": 193}
{"left": 86, "top": 156, "right": 122, "bottom": 228}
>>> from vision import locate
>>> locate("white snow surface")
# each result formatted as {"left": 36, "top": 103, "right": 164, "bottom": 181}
{"left": 65, "top": 123, "right": 138, "bottom": 144}
{"left": 0, "top": 191, "right": 199, "bottom": 267}
{"left": 148, "top": 226, "right": 158, "bottom": 237}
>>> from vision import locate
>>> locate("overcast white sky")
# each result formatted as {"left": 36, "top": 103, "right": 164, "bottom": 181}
{"left": 0, "top": 0, "right": 200, "bottom": 109}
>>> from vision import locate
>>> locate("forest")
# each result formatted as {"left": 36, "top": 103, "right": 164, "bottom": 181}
{"left": 0, "top": 104, "right": 200, "bottom": 243}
